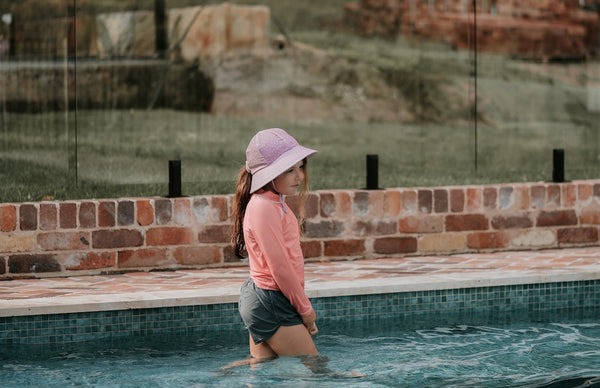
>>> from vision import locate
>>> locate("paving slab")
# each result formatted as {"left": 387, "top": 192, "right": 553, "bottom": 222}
{"left": 1, "top": 247, "right": 599, "bottom": 317}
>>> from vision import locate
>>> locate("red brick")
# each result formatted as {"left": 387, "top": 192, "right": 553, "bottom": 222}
{"left": 118, "top": 248, "right": 172, "bottom": 268}
{"left": 285, "top": 196, "right": 300, "bottom": 215}
{"left": 466, "top": 187, "right": 482, "bottom": 212}
{"left": 173, "top": 246, "right": 221, "bottom": 266}
{"left": 531, "top": 185, "right": 545, "bottom": 209}
{"left": 336, "top": 191, "right": 352, "bottom": 216}
{"left": 491, "top": 214, "right": 533, "bottom": 229}
{"left": 212, "top": 196, "right": 229, "bottom": 221}
{"left": 92, "top": 229, "right": 143, "bottom": 249}
{"left": 301, "top": 240, "right": 322, "bottom": 258}
{"left": 59, "top": 202, "right": 77, "bottom": 229}
{"left": 117, "top": 200, "right": 135, "bottom": 226}
{"left": 401, "top": 190, "right": 418, "bottom": 213}
{"left": 192, "top": 197, "right": 206, "bottom": 224}
{"left": 399, "top": 215, "right": 444, "bottom": 233}
{"left": 514, "top": 186, "right": 531, "bottom": 210}
{"left": 450, "top": 189, "right": 464, "bottom": 213}
{"left": 352, "top": 220, "right": 397, "bottom": 236}
{"left": 98, "top": 201, "right": 116, "bottom": 227}
{"left": 0, "top": 204, "right": 16, "bottom": 232}
{"left": 304, "top": 220, "right": 345, "bottom": 238}
{"left": 354, "top": 191, "right": 370, "bottom": 216}
{"left": 38, "top": 232, "right": 90, "bottom": 251}
{"left": 562, "top": 184, "right": 577, "bottom": 207}
{"left": 79, "top": 202, "right": 96, "bottom": 228}
{"left": 581, "top": 204, "right": 600, "bottom": 224}
{"left": 369, "top": 190, "right": 385, "bottom": 217}
{"left": 320, "top": 193, "right": 335, "bottom": 217}
{"left": 483, "top": 187, "right": 497, "bottom": 210}
{"left": 8, "top": 254, "right": 61, "bottom": 274}
{"left": 418, "top": 190, "right": 432, "bottom": 214}
{"left": 64, "top": 251, "right": 115, "bottom": 270}
{"left": 385, "top": 190, "right": 402, "bottom": 216}
{"left": 446, "top": 214, "right": 488, "bottom": 231}
{"left": 594, "top": 183, "right": 600, "bottom": 201}
{"left": 578, "top": 183, "right": 592, "bottom": 202}
{"left": 147, "top": 227, "right": 195, "bottom": 246}
{"left": 434, "top": 189, "right": 448, "bottom": 213}
{"left": 19, "top": 204, "right": 37, "bottom": 231}
{"left": 155, "top": 198, "right": 172, "bottom": 225}
{"left": 467, "top": 231, "right": 509, "bottom": 249}
{"left": 546, "top": 184, "right": 561, "bottom": 207}
{"left": 304, "top": 193, "right": 319, "bottom": 219}
{"left": 324, "top": 239, "right": 365, "bottom": 257}
{"left": 285, "top": 194, "right": 318, "bottom": 219}
{"left": 172, "top": 198, "right": 192, "bottom": 225}
{"left": 39, "top": 203, "right": 57, "bottom": 230}
{"left": 197, "top": 225, "right": 230, "bottom": 244}
{"left": 557, "top": 227, "right": 598, "bottom": 244}
{"left": 136, "top": 200, "right": 154, "bottom": 226}
{"left": 499, "top": 187, "right": 513, "bottom": 210}
{"left": 193, "top": 196, "right": 228, "bottom": 223}
{"left": 373, "top": 237, "right": 417, "bottom": 254}
{"left": 319, "top": 191, "right": 353, "bottom": 217}
{"left": 192, "top": 197, "right": 211, "bottom": 223}
{"left": 537, "top": 210, "right": 577, "bottom": 227}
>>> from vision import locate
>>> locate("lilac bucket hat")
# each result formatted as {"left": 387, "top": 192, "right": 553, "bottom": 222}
{"left": 246, "top": 128, "right": 317, "bottom": 194}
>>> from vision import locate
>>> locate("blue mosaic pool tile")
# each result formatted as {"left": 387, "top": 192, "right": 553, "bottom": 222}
{"left": 1, "top": 280, "right": 599, "bottom": 346}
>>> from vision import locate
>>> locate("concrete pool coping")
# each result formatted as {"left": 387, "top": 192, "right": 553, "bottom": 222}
{"left": 1, "top": 247, "right": 599, "bottom": 318}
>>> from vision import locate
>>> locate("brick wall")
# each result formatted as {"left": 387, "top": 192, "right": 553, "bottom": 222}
{"left": 1, "top": 180, "right": 600, "bottom": 279}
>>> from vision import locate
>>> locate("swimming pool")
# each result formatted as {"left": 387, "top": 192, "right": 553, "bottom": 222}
{"left": 1, "top": 317, "right": 599, "bottom": 387}
{"left": 1, "top": 280, "right": 599, "bottom": 386}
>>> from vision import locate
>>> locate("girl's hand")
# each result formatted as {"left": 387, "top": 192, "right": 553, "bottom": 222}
{"left": 302, "top": 310, "right": 318, "bottom": 335}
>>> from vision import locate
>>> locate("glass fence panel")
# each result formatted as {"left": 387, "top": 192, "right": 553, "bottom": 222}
{"left": 1, "top": 0, "right": 598, "bottom": 202}
{"left": 1, "top": 1, "right": 75, "bottom": 202}
{"left": 474, "top": 0, "right": 600, "bottom": 183}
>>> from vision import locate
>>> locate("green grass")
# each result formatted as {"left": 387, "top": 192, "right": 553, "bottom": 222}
{"left": 2, "top": 109, "right": 599, "bottom": 203}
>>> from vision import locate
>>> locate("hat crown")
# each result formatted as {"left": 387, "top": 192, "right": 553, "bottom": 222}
{"left": 246, "top": 128, "right": 298, "bottom": 174}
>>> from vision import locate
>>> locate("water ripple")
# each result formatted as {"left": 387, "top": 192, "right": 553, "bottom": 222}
{"left": 1, "top": 321, "right": 600, "bottom": 387}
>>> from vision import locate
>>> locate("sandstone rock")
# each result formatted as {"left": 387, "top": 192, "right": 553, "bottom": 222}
{"left": 169, "top": 3, "right": 270, "bottom": 62}
{"left": 96, "top": 11, "right": 155, "bottom": 58}
{"left": 346, "top": 0, "right": 599, "bottom": 60}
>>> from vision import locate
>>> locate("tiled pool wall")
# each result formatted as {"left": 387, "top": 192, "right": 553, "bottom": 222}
{"left": 2, "top": 280, "right": 599, "bottom": 346}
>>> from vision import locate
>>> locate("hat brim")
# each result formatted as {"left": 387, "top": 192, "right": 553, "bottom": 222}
{"left": 250, "top": 145, "right": 317, "bottom": 193}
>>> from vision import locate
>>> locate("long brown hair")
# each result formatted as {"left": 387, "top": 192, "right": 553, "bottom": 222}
{"left": 231, "top": 166, "right": 252, "bottom": 258}
{"left": 231, "top": 159, "right": 310, "bottom": 258}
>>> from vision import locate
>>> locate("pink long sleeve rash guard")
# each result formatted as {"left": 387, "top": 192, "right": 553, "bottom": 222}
{"left": 243, "top": 190, "right": 313, "bottom": 318}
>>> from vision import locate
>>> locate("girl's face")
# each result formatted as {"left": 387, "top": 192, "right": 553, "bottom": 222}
{"left": 271, "top": 160, "right": 306, "bottom": 196}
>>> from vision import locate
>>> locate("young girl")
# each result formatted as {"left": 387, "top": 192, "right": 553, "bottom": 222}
{"left": 231, "top": 128, "right": 319, "bottom": 362}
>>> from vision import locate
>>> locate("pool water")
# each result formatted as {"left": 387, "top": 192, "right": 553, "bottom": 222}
{"left": 1, "top": 319, "right": 599, "bottom": 387}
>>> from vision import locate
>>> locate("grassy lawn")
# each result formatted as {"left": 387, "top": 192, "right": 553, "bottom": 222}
{"left": 2, "top": 108, "right": 599, "bottom": 203}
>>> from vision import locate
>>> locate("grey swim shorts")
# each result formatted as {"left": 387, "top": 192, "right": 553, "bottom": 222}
{"left": 238, "top": 278, "right": 303, "bottom": 344}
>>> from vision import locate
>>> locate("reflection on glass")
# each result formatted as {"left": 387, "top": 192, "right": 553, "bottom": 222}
{"left": 0, "top": 0, "right": 598, "bottom": 202}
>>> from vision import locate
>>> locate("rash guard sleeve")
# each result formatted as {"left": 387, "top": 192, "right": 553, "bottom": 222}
{"left": 244, "top": 193, "right": 313, "bottom": 317}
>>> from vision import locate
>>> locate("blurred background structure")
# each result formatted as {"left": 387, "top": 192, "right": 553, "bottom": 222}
{"left": 0, "top": 0, "right": 599, "bottom": 202}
